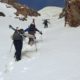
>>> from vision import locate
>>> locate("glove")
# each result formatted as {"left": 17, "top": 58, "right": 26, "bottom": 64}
{"left": 40, "top": 31, "right": 42, "bottom": 35}
{"left": 9, "top": 25, "right": 12, "bottom": 28}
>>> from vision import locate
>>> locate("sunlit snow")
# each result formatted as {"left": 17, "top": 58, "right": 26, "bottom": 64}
{"left": 0, "top": 2, "right": 80, "bottom": 80}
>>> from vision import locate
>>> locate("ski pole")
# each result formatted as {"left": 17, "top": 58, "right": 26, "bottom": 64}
{"left": 9, "top": 42, "right": 13, "bottom": 54}
{"left": 34, "top": 39, "right": 37, "bottom": 52}
{"left": 40, "top": 34, "right": 43, "bottom": 42}
{"left": 3, "top": 42, "right": 13, "bottom": 73}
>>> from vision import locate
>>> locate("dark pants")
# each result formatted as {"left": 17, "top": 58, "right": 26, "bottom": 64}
{"left": 28, "top": 38, "right": 34, "bottom": 44}
{"left": 13, "top": 40, "right": 23, "bottom": 61}
{"left": 28, "top": 34, "right": 35, "bottom": 45}
{"left": 44, "top": 24, "right": 48, "bottom": 28}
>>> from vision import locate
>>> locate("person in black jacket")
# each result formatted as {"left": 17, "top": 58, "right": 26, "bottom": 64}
{"left": 24, "top": 19, "right": 42, "bottom": 45}
{"left": 43, "top": 19, "right": 49, "bottom": 28}
{"left": 9, "top": 25, "right": 24, "bottom": 61}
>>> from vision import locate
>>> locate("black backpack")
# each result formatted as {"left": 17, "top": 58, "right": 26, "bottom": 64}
{"left": 28, "top": 24, "right": 36, "bottom": 35}
{"left": 12, "top": 29, "right": 24, "bottom": 40}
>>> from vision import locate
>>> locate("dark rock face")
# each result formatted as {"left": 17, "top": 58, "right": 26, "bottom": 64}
{"left": 0, "top": 0, "right": 40, "bottom": 17}
{"left": 0, "top": 12, "right": 5, "bottom": 17}
{"left": 0, "top": 0, "right": 16, "bottom": 4}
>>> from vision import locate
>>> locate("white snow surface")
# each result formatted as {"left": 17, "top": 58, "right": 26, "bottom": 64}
{"left": 0, "top": 2, "right": 80, "bottom": 80}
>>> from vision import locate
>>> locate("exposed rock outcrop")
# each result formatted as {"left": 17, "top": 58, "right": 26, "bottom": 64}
{"left": 0, "top": 12, "right": 5, "bottom": 17}
{"left": 60, "top": 0, "right": 80, "bottom": 27}
{"left": 0, "top": 0, "right": 40, "bottom": 18}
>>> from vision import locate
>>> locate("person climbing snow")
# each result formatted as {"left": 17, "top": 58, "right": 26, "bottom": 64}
{"left": 43, "top": 19, "right": 50, "bottom": 28}
{"left": 24, "top": 19, "right": 42, "bottom": 45}
{"left": 9, "top": 25, "right": 25, "bottom": 61}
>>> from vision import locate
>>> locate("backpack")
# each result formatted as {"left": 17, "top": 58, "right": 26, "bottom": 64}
{"left": 12, "top": 29, "right": 24, "bottom": 40}
{"left": 28, "top": 24, "right": 36, "bottom": 35}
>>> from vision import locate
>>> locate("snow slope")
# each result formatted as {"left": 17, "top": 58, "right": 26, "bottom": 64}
{"left": 0, "top": 2, "right": 80, "bottom": 80}
{"left": 38, "top": 6, "right": 62, "bottom": 18}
